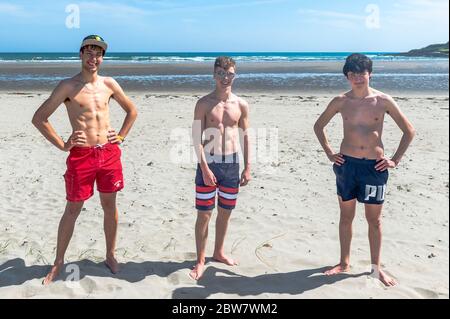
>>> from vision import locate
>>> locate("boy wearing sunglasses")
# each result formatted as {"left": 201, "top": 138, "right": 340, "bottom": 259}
{"left": 190, "top": 57, "right": 251, "bottom": 280}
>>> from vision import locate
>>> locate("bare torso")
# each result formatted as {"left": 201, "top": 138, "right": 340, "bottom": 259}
{"left": 202, "top": 93, "right": 243, "bottom": 155}
{"left": 339, "top": 90, "right": 387, "bottom": 159}
{"left": 64, "top": 76, "right": 114, "bottom": 146}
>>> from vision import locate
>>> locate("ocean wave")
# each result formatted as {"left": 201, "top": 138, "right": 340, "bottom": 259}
{"left": 1, "top": 72, "right": 447, "bottom": 82}
{"left": 1, "top": 53, "right": 448, "bottom": 64}
{"left": 0, "top": 60, "right": 80, "bottom": 63}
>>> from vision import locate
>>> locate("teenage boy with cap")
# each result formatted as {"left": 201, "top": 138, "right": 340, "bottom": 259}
{"left": 32, "top": 35, "right": 138, "bottom": 285}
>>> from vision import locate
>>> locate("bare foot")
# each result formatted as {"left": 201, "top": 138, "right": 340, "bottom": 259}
{"left": 324, "top": 264, "right": 350, "bottom": 276}
{"left": 105, "top": 256, "right": 120, "bottom": 274}
{"left": 43, "top": 261, "right": 64, "bottom": 285}
{"left": 189, "top": 263, "right": 206, "bottom": 281}
{"left": 378, "top": 269, "right": 397, "bottom": 287}
{"left": 213, "top": 254, "right": 238, "bottom": 266}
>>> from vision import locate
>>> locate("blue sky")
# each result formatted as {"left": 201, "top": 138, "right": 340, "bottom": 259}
{"left": 0, "top": 0, "right": 448, "bottom": 52}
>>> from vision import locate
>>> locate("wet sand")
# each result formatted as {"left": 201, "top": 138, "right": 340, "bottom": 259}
{"left": 1, "top": 60, "right": 448, "bottom": 93}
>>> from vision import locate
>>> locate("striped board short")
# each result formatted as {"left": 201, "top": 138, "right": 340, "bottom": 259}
{"left": 195, "top": 153, "right": 240, "bottom": 211}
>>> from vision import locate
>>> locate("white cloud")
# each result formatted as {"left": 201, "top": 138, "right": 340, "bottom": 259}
{"left": 298, "top": 9, "right": 365, "bottom": 21}
{"left": 79, "top": 1, "right": 152, "bottom": 17}
{"left": 302, "top": 17, "right": 359, "bottom": 30}
{"left": 193, "top": 0, "right": 285, "bottom": 11}
{"left": 140, "top": 0, "right": 285, "bottom": 16}
{"left": 298, "top": 1, "right": 449, "bottom": 33}
{"left": 386, "top": 0, "right": 449, "bottom": 24}
{"left": 407, "top": 0, "right": 448, "bottom": 8}
{"left": 77, "top": 0, "right": 284, "bottom": 19}
{"left": 0, "top": 2, "right": 27, "bottom": 16}
{"left": 297, "top": 8, "right": 367, "bottom": 30}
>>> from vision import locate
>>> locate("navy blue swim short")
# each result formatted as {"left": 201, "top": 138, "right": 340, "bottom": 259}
{"left": 333, "top": 155, "right": 389, "bottom": 205}
{"left": 195, "top": 153, "right": 240, "bottom": 211}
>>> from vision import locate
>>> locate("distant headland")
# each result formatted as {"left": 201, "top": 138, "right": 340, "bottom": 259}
{"left": 392, "top": 42, "right": 449, "bottom": 58}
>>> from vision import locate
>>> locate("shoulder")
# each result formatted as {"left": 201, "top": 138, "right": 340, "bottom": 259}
{"left": 328, "top": 93, "right": 347, "bottom": 110}
{"left": 372, "top": 89, "right": 392, "bottom": 101}
{"left": 373, "top": 89, "right": 397, "bottom": 109}
{"left": 102, "top": 77, "right": 125, "bottom": 96}
{"left": 103, "top": 76, "right": 120, "bottom": 89}
{"left": 333, "top": 93, "right": 348, "bottom": 103}
{"left": 235, "top": 95, "right": 249, "bottom": 112}
{"left": 194, "top": 95, "right": 212, "bottom": 115}
{"left": 51, "top": 78, "right": 75, "bottom": 97}
{"left": 59, "top": 77, "right": 77, "bottom": 90}
{"left": 196, "top": 94, "right": 214, "bottom": 108}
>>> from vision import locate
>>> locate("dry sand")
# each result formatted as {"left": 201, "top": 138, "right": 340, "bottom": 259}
{"left": 0, "top": 91, "right": 448, "bottom": 299}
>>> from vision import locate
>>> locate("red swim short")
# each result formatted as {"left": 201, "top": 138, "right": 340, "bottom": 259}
{"left": 64, "top": 143, "right": 124, "bottom": 202}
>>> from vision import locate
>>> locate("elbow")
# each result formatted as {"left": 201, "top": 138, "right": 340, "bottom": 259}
{"left": 31, "top": 114, "right": 41, "bottom": 127}
{"left": 408, "top": 126, "right": 416, "bottom": 140}
{"left": 32, "top": 113, "right": 49, "bottom": 129}
{"left": 130, "top": 109, "right": 138, "bottom": 120}
{"left": 313, "top": 122, "right": 322, "bottom": 135}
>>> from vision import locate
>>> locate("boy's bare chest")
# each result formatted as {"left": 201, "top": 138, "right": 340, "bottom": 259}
{"left": 341, "top": 100, "right": 385, "bottom": 126}
{"left": 67, "top": 86, "right": 112, "bottom": 113}
{"left": 206, "top": 103, "right": 241, "bottom": 127}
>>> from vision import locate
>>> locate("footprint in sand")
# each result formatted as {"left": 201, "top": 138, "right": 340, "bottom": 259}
{"left": 79, "top": 277, "right": 98, "bottom": 294}
{"left": 22, "top": 286, "right": 39, "bottom": 298}
{"left": 184, "top": 252, "right": 197, "bottom": 260}
{"left": 413, "top": 287, "right": 440, "bottom": 299}
{"left": 105, "top": 284, "right": 123, "bottom": 293}
{"left": 167, "top": 273, "right": 183, "bottom": 285}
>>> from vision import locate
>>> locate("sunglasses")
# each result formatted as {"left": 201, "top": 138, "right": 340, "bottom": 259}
{"left": 215, "top": 70, "right": 237, "bottom": 80}
{"left": 83, "top": 35, "right": 105, "bottom": 42}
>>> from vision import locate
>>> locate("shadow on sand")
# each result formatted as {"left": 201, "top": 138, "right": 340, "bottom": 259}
{"left": 0, "top": 258, "right": 192, "bottom": 287}
{"left": 173, "top": 266, "right": 370, "bottom": 298}
{"left": 0, "top": 258, "right": 370, "bottom": 298}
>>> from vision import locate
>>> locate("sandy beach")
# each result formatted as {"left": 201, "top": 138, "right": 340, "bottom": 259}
{"left": 0, "top": 90, "right": 448, "bottom": 299}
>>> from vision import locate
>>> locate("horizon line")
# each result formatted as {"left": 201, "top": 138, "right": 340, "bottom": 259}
{"left": 0, "top": 51, "right": 400, "bottom": 54}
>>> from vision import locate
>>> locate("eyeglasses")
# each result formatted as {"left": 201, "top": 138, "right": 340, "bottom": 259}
{"left": 215, "top": 70, "right": 236, "bottom": 80}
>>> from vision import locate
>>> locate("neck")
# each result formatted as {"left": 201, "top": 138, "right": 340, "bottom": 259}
{"left": 352, "top": 86, "right": 372, "bottom": 99}
{"left": 81, "top": 69, "right": 98, "bottom": 84}
{"left": 214, "top": 87, "right": 232, "bottom": 101}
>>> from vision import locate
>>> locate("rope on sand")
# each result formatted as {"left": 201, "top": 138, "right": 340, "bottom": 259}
{"left": 254, "top": 233, "right": 287, "bottom": 272}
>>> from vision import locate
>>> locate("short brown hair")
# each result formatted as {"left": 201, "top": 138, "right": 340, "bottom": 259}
{"left": 214, "top": 56, "right": 236, "bottom": 70}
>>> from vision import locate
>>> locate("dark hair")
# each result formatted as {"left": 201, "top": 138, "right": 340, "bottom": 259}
{"left": 343, "top": 53, "right": 373, "bottom": 77}
{"left": 214, "top": 56, "right": 236, "bottom": 70}
{"left": 80, "top": 45, "right": 106, "bottom": 57}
